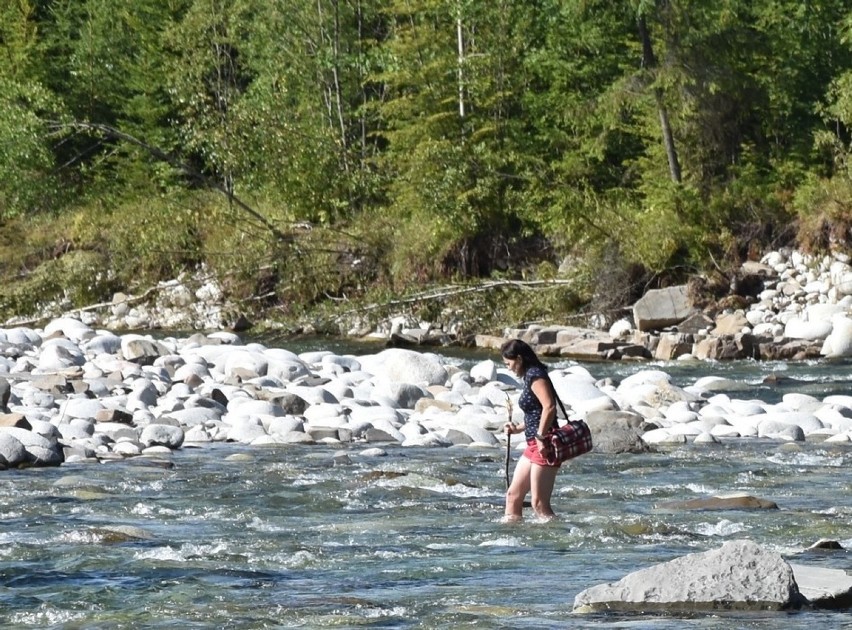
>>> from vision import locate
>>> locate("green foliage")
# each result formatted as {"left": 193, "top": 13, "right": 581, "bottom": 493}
{"left": 0, "top": 250, "right": 115, "bottom": 321}
{"left": 4, "top": 0, "right": 852, "bottom": 326}
{"left": 818, "top": 67, "right": 852, "bottom": 180}
{"left": 792, "top": 175, "right": 852, "bottom": 253}
{"left": 0, "top": 79, "right": 59, "bottom": 218}
{"left": 377, "top": 0, "right": 542, "bottom": 280}
{"left": 0, "top": 0, "right": 38, "bottom": 80}
{"left": 66, "top": 194, "right": 205, "bottom": 286}
{"left": 444, "top": 283, "right": 583, "bottom": 336}
{"left": 792, "top": 26, "right": 852, "bottom": 253}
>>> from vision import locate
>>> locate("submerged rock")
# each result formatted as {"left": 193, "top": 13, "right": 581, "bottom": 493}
{"left": 807, "top": 539, "right": 844, "bottom": 551}
{"left": 657, "top": 493, "right": 779, "bottom": 511}
{"left": 91, "top": 524, "right": 156, "bottom": 544}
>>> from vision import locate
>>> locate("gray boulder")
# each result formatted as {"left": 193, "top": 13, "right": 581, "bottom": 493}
{"left": 0, "top": 377, "right": 9, "bottom": 412}
{"left": 140, "top": 423, "right": 185, "bottom": 449}
{"left": 82, "top": 332, "right": 122, "bottom": 356}
{"left": 373, "top": 381, "right": 430, "bottom": 409}
{"left": 224, "top": 418, "right": 268, "bottom": 444}
{"left": 451, "top": 421, "right": 499, "bottom": 446}
{"left": 43, "top": 317, "right": 94, "bottom": 342}
{"left": 25, "top": 441, "right": 70, "bottom": 465}
{"left": 0, "top": 431, "right": 28, "bottom": 467}
{"left": 0, "top": 427, "right": 63, "bottom": 466}
{"left": 284, "top": 385, "right": 337, "bottom": 406}
{"left": 359, "top": 349, "right": 448, "bottom": 386}
{"left": 441, "top": 428, "right": 473, "bottom": 445}
{"left": 61, "top": 397, "right": 105, "bottom": 420}
{"left": 633, "top": 285, "right": 694, "bottom": 332}
{"left": 57, "top": 419, "right": 96, "bottom": 441}
{"left": 573, "top": 540, "right": 804, "bottom": 613}
{"left": 322, "top": 354, "right": 361, "bottom": 372}
{"left": 95, "top": 422, "right": 138, "bottom": 442}
{"left": 166, "top": 407, "right": 223, "bottom": 427}
{"left": 121, "top": 335, "right": 170, "bottom": 365}
{"left": 38, "top": 340, "right": 85, "bottom": 371}
{"left": 265, "top": 415, "right": 304, "bottom": 437}
{"left": 584, "top": 411, "right": 649, "bottom": 454}
{"left": 262, "top": 391, "right": 309, "bottom": 415}
{"left": 791, "top": 563, "right": 852, "bottom": 609}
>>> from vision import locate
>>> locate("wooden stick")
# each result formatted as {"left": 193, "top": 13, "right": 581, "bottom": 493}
{"left": 504, "top": 393, "right": 513, "bottom": 489}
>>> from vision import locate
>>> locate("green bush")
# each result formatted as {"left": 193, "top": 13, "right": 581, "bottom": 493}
{"left": 0, "top": 250, "right": 115, "bottom": 321}
{"left": 793, "top": 174, "right": 852, "bottom": 253}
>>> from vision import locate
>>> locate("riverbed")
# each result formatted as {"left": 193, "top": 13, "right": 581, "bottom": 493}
{"left": 1, "top": 344, "right": 850, "bottom": 628}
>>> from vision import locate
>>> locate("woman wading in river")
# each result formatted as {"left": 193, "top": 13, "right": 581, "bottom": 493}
{"left": 501, "top": 339, "right": 562, "bottom": 521}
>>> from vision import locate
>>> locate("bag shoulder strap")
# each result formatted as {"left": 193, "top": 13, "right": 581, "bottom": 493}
{"left": 544, "top": 373, "right": 570, "bottom": 427}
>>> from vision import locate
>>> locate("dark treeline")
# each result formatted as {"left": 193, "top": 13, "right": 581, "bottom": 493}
{"left": 2, "top": 1, "right": 852, "bottom": 326}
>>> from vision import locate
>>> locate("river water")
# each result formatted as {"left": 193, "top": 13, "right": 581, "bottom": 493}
{"left": 1, "top": 340, "right": 850, "bottom": 628}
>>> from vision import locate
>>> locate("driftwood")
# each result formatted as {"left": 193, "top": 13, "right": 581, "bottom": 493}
{"left": 3, "top": 286, "right": 161, "bottom": 328}
{"left": 4, "top": 277, "right": 590, "bottom": 332}
{"left": 333, "top": 279, "right": 576, "bottom": 320}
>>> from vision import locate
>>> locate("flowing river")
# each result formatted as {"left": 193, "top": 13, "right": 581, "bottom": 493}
{"left": 1, "top": 341, "right": 850, "bottom": 628}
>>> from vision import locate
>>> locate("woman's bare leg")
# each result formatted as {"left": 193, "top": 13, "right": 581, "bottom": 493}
{"left": 530, "top": 463, "right": 559, "bottom": 519}
{"left": 504, "top": 456, "right": 532, "bottom": 521}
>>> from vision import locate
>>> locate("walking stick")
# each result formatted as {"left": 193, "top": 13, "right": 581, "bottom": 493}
{"left": 504, "top": 393, "right": 513, "bottom": 489}
{"left": 504, "top": 393, "right": 532, "bottom": 509}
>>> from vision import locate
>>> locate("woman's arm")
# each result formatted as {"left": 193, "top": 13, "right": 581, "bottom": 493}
{"left": 504, "top": 420, "right": 525, "bottom": 435}
{"left": 531, "top": 377, "right": 557, "bottom": 436}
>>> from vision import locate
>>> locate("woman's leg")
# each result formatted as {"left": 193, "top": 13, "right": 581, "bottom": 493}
{"left": 530, "top": 463, "right": 559, "bottom": 518}
{"left": 504, "top": 456, "right": 532, "bottom": 521}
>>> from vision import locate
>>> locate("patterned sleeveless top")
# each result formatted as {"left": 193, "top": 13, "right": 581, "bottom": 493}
{"left": 518, "top": 364, "right": 548, "bottom": 441}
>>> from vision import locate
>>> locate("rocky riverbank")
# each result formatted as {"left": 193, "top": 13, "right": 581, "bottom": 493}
{"left": 11, "top": 248, "right": 852, "bottom": 363}
{"left": 2, "top": 313, "right": 851, "bottom": 472}
{"left": 466, "top": 247, "right": 852, "bottom": 361}
{"left": 2, "top": 247, "right": 852, "bottom": 472}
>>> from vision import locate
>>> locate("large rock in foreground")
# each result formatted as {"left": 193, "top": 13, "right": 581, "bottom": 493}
{"left": 573, "top": 540, "right": 804, "bottom": 613}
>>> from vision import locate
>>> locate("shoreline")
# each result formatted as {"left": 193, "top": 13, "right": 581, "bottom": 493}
{"left": 1, "top": 316, "right": 850, "bottom": 472}
{"left": 8, "top": 247, "right": 850, "bottom": 365}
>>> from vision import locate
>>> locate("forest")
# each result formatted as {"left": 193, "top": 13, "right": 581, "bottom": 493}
{"left": 2, "top": 0, "right": 852, "bottom": 334}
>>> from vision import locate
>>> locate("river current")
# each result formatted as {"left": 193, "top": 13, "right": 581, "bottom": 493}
{"left": 1, "top": 340, "right": 850, "bottom": 628}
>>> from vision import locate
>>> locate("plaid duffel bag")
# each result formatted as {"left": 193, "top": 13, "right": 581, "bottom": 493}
{"left": 542, "top": 419, "right": 593, "bottom": 466}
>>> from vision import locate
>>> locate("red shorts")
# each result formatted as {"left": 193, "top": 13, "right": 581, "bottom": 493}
{"left": 522, "top": 438, "right": 561, "bottom": 468}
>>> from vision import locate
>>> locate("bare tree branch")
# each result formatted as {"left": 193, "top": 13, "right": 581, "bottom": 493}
{"left": 53, "top": 121, "right": 292, "bottom": 243}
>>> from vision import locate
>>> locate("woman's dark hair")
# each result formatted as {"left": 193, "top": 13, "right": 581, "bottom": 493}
{"left": 500, "top": 339, "right": 547, "bottom": 374}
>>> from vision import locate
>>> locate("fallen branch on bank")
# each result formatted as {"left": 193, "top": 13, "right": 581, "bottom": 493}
{"left": 333, "top": 279, "right": 575, "bottom": 319}
{"left": 3, "top": 286, "right": 162, "bottom": 328}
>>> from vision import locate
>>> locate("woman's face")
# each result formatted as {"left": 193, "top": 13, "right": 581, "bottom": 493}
{"left": 503, "top": 356, "right": 522, "bottom": 376}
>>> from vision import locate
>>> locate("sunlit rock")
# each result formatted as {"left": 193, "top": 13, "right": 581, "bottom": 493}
{"left": 573, "top": 540, "right": 802, "bottom": 613}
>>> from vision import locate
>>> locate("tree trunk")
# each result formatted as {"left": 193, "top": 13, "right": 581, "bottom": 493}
{"left": 638, "top": 15, "right": 681, "bottom": 184}
{"left": 331, "top": 0, "right": 350, "bottom": 175}
{"left": 457, "top": 14, "right": 465, "bottom": 118}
